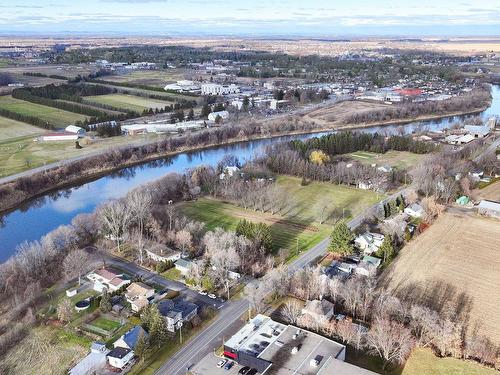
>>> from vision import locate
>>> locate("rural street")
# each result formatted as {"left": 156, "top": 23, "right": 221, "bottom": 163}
{"left": 153, "top": 190, "right": 404, "bottom": 375}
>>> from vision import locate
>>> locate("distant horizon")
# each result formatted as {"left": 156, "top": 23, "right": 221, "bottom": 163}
{"left": 1, "top": 0, "right": 499, "bottom": 37}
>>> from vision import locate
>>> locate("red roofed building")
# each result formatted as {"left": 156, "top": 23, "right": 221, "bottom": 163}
{"left": 395, "top": 88, "right": 423, "bottom": 96}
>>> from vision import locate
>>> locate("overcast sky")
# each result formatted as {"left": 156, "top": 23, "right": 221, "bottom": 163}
{"left": 1, "top": 0, "right": 499, "bottom": 37}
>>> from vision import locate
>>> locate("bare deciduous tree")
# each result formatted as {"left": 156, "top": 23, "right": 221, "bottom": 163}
{"left": 281, "top": 300, "right": 303, "bottom": 324}
{"left": 63, "top": 248, "right": 91, "bottom": 285}
{"left": 98, "top": 200, "right": 132, "bottom": 252}
{"left": 175, "top": 230, "right": 192, "bottom": 255}
{"left": 366, "top": 317, "right": 415, "bottom": 370}
{"left": 57, "top": 299, "right": 73, "bottom": 323}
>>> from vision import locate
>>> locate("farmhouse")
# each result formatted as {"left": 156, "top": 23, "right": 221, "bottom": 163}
{"left": 223, "top": 314, "right": 377, "bottom": 374}
{"left": 477, "top": 200, "right": 500, "bottom": 218}
{"left": 125, "top": 282, "right": 155, "bottom": 312}
{"left": 87, "top": 268, "right": 130, "bottom": 292}
{"left": 158, "top": 299, "right": 199, "bottom": 332}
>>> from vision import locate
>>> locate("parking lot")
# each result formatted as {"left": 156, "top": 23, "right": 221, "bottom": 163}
{"left": 191, "top": 353, "right": 258, "bottom": 375}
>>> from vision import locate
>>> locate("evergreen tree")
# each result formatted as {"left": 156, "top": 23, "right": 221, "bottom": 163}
{"left": 376, "top": 235, "right": 395, "bottom": 263}
{"left": 187, "top": 108, "right": 194, "bottom": 120}
{"left": 134, "top": 330, "right": 149, "bottom": 363}
{"left": 329, "top": 220, "right": 354, "bottom": 256}
{"left": 100, "top": 290, "right": 112, "bottom": 312}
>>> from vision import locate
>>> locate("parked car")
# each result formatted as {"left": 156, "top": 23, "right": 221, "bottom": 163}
{"left": 208, "top": 293, "right": 217, "bottom": 299}
{"left": 224, "top": 361, "right": 234, "bottom": 370}
{"left": 198, "top": 290, "right": 207, "bottom": 295}
{"left": 238, "top": 367, "right": 250, "bottom": 374}
{"left": 247, "top": 369, "right": 258, "bottom": 375}
{"left": 217, "top": 360, "right": 227, "bottom": 368}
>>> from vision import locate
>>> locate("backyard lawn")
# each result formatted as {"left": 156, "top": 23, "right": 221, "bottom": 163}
{"left": 90, "top": 316, "right": 122, "bottom": 331}
{"left": 0, "top": 95, "right": 88, "bottom": 127}
{"left": 84, "top": 93, "right": 173, "bottom": 112}
{"left": 180, "top": 175, "right": 383, "bottom": 254}
{"left": 347, "top": 150, "right": 424, "bottom": 170}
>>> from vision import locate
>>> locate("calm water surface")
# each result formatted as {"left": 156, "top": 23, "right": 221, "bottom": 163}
{"left": 0, "top": 85, "right": 498, "bottom": 261}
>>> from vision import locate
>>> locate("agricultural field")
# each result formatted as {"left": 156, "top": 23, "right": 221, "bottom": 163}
{"left": 302, "top": 100, "right": 392, "bottom": 128}
{"left": 346, "top": 150, "right": 425, "bottom": 170}
{"left": 0, "top": 132, "right": 161, "bottom": 177}
{"left": 380, "top": 212, "right": 500, "bottom": 345}
{"left": 0, "top": 116, "right": 45, "bottom": 140}
{"left": 0, "top": 95, "right": 88, "bottom": 127}
{"left": 104, "top": 69, "right": 186, "bottom": 87}
{"left": 180, "top": 175, "right": 382, "bottom": 253}
{"left": 85, "top": 93, "right": 173, "bottom": 112}
{"left": 476, "top": 180, "right": 500, "bottom": 201}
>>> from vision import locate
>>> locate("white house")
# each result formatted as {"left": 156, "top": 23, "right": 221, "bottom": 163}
{"left": 208, "top": 110, "right": 229, "bottom": 122}
{"left": 404, "top": 203, "right": 424, "bottom": 218}
{"left": 107, "top": 347, "right": 134, "bottom": 369}
{"left": 270, "top": 99, "right": 289, "bottom": 110}
{"left": 125, "top": 282, "right": 155, "bottom": 312}
{"left": 145, "top": 243, "right": 181, "bottom": 263}
{"left": 65, "top": 125, "right": 86, "bottom": 135}
{"left": 354, "top": 232, "right": 385, "bottom": 255}
{"left": 174, "top": 259, "right": 193, "bottom": 276}
{"left": 219, "top": 165, "right": 240, "bottom": 179}
{"left": 86, "top": 268, "right": 130, "bottom": 292}
{"left": 377, "top": 165, "right": 393, "bottom": 173}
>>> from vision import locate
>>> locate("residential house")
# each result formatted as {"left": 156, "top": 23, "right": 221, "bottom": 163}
{"left": 377, "top": 165, "right": 393, "bottom": 173}
{"left": 404, "top": 203, "right": 424, "bottom": 218}
{"left": 208, "top": 110, "right": 230, "bottom": 121}
{"left": 301, "top": 298, "right": 334, "bottom": 324}
{"left": 145, "top": 242, "right": 181, "bottom": 263}
{"left": 158, "top": 299, "right": 199, "bottom": 332}
{"left": 355, "top": 256, "right": 382, "bottom": 277}
{"left": 219, "top": 165, "right": 240, "bottom": 180}
{"left": 87, "top": 268, "right": 130, "bottom": 292}
{"left": 174, "top": 259, "right": 194, "bottom": 276}
{"left": 125, "top": 282, "right": 155, "bottom": 312}
{"left": 113, "top": 325, "right": 148, "bottom": 350}
{"left": 323, "top": 260, "right": 355, "bottom": 281}
{"left": 469, "top": 169, "right": 484, "bottom": 181}
{"left": 107, "top": 347, "right": 134, "bottom": 369}
{"left": 354, "top": 232, "right": 385, "bottom": 255}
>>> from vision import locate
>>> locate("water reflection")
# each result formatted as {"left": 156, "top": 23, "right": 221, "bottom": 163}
{"left": 0, "top": 86, "right": 498, "bottom": 261}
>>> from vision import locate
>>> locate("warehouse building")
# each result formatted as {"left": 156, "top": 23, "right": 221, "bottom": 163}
{"left": 201, "top": 83, "right": 239, "bottom": 95}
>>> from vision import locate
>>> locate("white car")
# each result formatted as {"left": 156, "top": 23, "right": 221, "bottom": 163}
{"left": 198, "top": 290, "right": 207, "bottom": 296}
{"left": 217, "top": 360, "right": 227, "bottom": 368}
{"left": 208, "top": 294, "right": 217, "bottom": 299}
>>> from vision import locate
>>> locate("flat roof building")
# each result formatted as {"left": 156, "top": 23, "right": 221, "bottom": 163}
{"left": 224, "top": 314, "right": 377, "bottom": 374}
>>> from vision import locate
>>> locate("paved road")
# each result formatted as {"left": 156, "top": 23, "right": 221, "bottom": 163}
{"left": 153, "top": 188, "right": 404, "bottom": 375}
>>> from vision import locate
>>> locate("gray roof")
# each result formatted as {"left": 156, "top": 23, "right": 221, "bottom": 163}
{"left": 107, "top": 347, "right": 132, "bottom": 359}
{"left": 175, "top": 259, "right": 192, "bottom": 269}
{"left": 478, "top": 200, "right": 500, "bottom": 212}
{"left": 158, "top": 299, "right": 198, "bottom": 319}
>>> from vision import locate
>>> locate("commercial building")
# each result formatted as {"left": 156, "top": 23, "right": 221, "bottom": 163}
{"left": 164, "top": 80, "right": 201, "bottom": 93}
{"left": 40, "top": 132, "right": 80, "bottom": 141}
{"left": 201, "top": 83, "right": 239, "bottom": 95}
{"left": 223, "top": 314, "right": 377, "bottom": 374}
